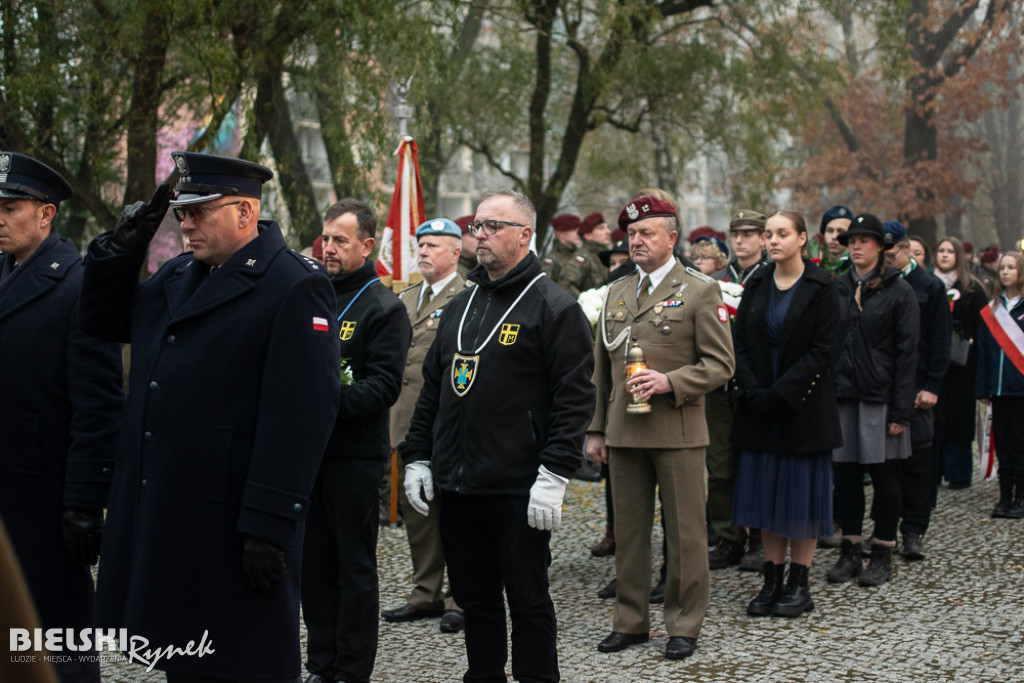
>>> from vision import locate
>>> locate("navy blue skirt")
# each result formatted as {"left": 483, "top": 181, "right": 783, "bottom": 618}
{"left": 732, "top": 450, "right": 834, "bottom": 540}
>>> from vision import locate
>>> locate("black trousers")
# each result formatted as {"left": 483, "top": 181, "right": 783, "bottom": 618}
{"left": 838, "top": 460, "right": 901, "bottom": 543}
{"left": 992, "top": 396, "right": 1024, "bottom": 492}
{"left": 301, "top": 458, "right": 384, "bottom": 683}
{"left": 440, "top": 492, "right": 558, "bottom": 683}
{"left": 899, "top": 407, "right": 938, "bottom": 535}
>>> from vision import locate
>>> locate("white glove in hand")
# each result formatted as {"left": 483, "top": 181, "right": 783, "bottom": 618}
{"left": 404, "top": 461, "right": 434, "bottom": 516}
{"left": 527, "top": 465, "right": 570, "bottom": 531}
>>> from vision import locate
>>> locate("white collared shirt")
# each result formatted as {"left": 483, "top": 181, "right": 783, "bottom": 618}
{"left": 419, "top": 271, "right": 458, "bottom": 310}
{"left": 637, "top": 258, "right": 676, "bottom": 297}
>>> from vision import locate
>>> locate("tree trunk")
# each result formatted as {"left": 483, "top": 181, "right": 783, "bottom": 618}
{"left": 124, "top": 0, "right": 170, "bottom": 205}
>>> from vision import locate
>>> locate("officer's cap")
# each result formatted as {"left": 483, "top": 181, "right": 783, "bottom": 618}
{"left": 169, "top": 151, "right": 273, "bottom": 206}
{"left": 729, "top": 209, "right": 767, "bottom": 232}
{"left": 416, "top": 218, "right": 462, "bottom": 239}
{"left": 0, "top": 151, "right": 72, "bottom": 207}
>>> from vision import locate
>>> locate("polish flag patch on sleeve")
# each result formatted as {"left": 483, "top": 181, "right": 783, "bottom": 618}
{"left": 312, "top": 316, "right": 329, "bottom": 332}
{"left": 717, "top": 305, "right": 728, "bottom": 323}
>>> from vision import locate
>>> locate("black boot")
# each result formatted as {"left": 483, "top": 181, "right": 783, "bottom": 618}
{"left": 739, "top": 529, "right": 763, "bottom": 572}
{"left": 859, "top": 543, "right": 894, "bottom": 586}
{"left": 992, "top": 480, "right": 1014, "bottom": 518}
{"left": 746, "top": 562, "right": 784, "bottom": 616}
{"left": 772, "top": 563, "right": 814, "bottom": 617}
{"left": 826, "top": 538, "right": 863, "bottom": 583}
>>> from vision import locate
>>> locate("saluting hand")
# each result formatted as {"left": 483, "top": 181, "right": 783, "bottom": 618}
{"left": 110, "top": 183, "right": 172, "bottom": 254}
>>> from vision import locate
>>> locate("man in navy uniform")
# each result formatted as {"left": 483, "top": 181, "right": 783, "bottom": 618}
{"left": 302, "top": 198, "right": 411, "bottom": 683}
{"left": 402, "top": 189, "right": 596, "bottom": 683}
{"left": 79, "top": 152, "right": 341, "bottom": 683}
{"left": 0, "top": 151, "right": 124, "bottom": 683}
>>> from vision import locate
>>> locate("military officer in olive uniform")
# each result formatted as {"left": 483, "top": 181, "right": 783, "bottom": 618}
{"left": 382, "top": 218, "right": 466, "bottom": 633}
{"left": 587, "top": 195, "right": 734, "bottom": 661}
{"left": 578, "top": 212, "right": 613, "bottom": 292}
{"left": 542, "top": 213, "right": 593, "bottom": 298}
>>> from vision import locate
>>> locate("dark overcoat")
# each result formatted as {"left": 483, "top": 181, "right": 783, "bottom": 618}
{"left": 79, "top": 222, "right": 340, "bottom": 680}
{"left": 939, "top": 277, "right": 988, "bottom": 442}
{"left": 0, "top": 233, "right": 123, "bottom": 683}
{"left": 732, "top": 260, "right": 843, "bottom": 453}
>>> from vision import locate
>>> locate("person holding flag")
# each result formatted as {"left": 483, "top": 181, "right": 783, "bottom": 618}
{"left": 977, "top": 251, "right": 1024, "bottom": 519}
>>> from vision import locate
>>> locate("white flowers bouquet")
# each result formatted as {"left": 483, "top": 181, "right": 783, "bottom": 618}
{"left": 340, "top": 358, "right": 354, "bottom": 386}
{"left": 577, "top": 285, "right": 608, "bottom": 336}
{"left": 718, "top": 281, "right": 744, "bottom": 319}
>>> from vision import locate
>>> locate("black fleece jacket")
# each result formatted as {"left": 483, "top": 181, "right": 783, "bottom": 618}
{"left": 401, "top": 253, "right": 596, "bottom": 495}
{"left": 323, "top": 259, "right": 411, "bottom": 459}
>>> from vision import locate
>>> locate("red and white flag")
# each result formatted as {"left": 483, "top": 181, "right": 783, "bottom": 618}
{"left": 377, "top": 136, "right": 425, "bottom": 282}
{"left": 312, "top": 316, "right": 329, "bottom": 332}
{"left": 980, "top": 301, "right": 1024, "bottom": 377}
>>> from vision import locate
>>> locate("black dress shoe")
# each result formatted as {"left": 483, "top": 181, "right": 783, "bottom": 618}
{"left": 597, "top": 631, "right": 649, "bottom": 653}
{"left": 665, "top": 636, "right": 697, "bottom": 659}
{"left": 649, "top": 577, "right": 666, "bottom": 604}
{"left": 381, "top": 603, "right": 444, "bottom": 622}
{"left": 305, "top": 675, "right": 336, "bottom": 683}
{"left": 439, "top": 610, "right": 465, "bottom": 633}
{"left": 597, "top": 578, "right": 617, "bottom": 599}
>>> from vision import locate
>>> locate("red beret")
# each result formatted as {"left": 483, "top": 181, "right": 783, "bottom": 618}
{"left": 312, "top": 235, "right": 324, "bottom": 258}
{"left": 610, "top": 228, "right": 626, "bottom": 243}
{"left": 618, "top": 196, "right": 677, "bottom": 233}
{"left": 551, "top": 213, "right": 581, "bottom": 233}
{"left": 454, "top": 215, "right": 474, "bottom": 235}
{"left": 688, "top": 226, "right": 716, "bottom": 244}
{"left": 578, "top": 212, "right": 606, "bottom": 236}
{"left": 962, "top": 241, "right": 974, "bottom": 254}
{"left": 980, "top": 245, "right": 1001, "bottom": 263}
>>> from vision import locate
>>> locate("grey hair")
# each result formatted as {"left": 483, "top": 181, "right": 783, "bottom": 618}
{"left": 480, "top": 188, "right": 536, "bottom": 229}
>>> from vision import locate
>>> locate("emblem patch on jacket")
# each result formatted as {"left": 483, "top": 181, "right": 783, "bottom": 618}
{"left": 717, "top": 306, "right": 728, "bottom": 323}
{"left": 499, "top": 323, "right": 520, "bottom": 346}
{"left": 340, "top": 320, "right": 357, "bottom": 340}
{"left": 451, "top": 353, "right": 479, "bottom": 396}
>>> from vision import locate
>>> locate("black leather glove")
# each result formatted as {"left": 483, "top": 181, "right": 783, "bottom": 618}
{"left": 62, "top": 508, "right": 104, "bottom": 566}
{"left": 746, "top": 387, "right": 780, "bottom": 418}
{"left": 110, "top": 183, "right": 172, "bottom": 254}
{"left": 242, "top": 535, "right": 286, "bottom": 591}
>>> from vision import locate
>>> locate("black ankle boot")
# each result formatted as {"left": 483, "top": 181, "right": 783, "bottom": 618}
{"left": 859, "top": 543, "right": 894, "bottom": 586}
{"left": 826, "top": 538, "right": 863, "bottom": 583}
{"left": 747, "top": 562, "right": 784, "bottom": 616}
{"left": 772, "top": 563, "right": 814, "bottom": 617}
{"left": 992, "top": 481, "right": 1014, "bottom": 518}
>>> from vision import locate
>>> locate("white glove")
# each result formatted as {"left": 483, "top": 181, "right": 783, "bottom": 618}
{"left": 404, "top": 461, "right": 434, "bottom": 516}
{"left": 527, "top": 465, "right": 570, "bottom": 531}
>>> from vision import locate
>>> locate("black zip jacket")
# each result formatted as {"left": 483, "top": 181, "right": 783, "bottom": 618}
{"left": 323, "top": 259, "right": 411, "bottom": 459}
{"left": 832, "top": 266, "right": 920, "bottom": 425}
{"left": 400, "top": 253, "right": 596, "bottom": 495}
{"left": 904, "top": 265, "right": 952, "bottom": 395}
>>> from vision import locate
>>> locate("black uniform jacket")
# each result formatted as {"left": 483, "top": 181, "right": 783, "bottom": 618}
{"left": 904, "top": 265, "right": 952, "bottom": 395}
{"left": 732, "top": 260, "right": 842, "bottom": 454}
{"left": 79, "top": 221, "right": 340, "bottom": 679}
{"left": 401, "top": 253, "right": 596, "bottom": 494}
{"left": 833, "top": 266, "right": 920, "bottom": 425}
{"left": 323, "top": 259, "right": 411, "bottom": 459}
{"left": 0, "top": 232, "right": 123, "bottom": 640}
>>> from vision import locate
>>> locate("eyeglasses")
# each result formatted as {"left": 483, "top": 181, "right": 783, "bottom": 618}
{"left": 466, "top": 219, "right": 524, "bottom": 237}
{"left": 172, "top": 201, "right": 242, "bottom": 223}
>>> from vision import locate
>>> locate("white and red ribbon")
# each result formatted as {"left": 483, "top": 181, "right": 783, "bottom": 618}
{"left": 980, "top": 301, "right": 1024, "bottom": 377}
{"left": 378, "top": 137, "right": 425, "bottom": 282}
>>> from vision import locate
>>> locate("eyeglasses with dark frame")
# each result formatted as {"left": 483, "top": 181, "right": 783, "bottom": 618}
{"left": 172, "top": 200, "right": 242, "bottom": 223}
{"left": 466, "top": 219, "right": 524, "bottom": 237}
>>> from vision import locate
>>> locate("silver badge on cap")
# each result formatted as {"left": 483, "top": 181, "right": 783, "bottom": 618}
{"left": 0, "top": 153, "right": 10, "bottom": 174}
{"left": 626, "top": 203, "right": 639, "bottom": 220}
{"left": 173, "top": 154, "right": 189, "bottom": 178}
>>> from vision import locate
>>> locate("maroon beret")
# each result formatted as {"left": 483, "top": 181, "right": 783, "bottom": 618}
{"left": 980, "top": 245, "right": 1001, "bottom": 263}
{"left": 610, "top": 228, "right": 626, "bottom": 243}
{"left": 551, "top": 213, "right": 581, "bottom": 233}
{"left": 454, "top": 215, "right": 474, "bottom": 235}
{"left": 688, "top": 226, "right": 716, "bottom": 244}
{"left": 578, "top": 212, "right": 606, "bottom": 236}
{"left": 617, "top": 196, "right": 677, "bottom": 232}
{"left": 962, "top": 241, "right": 974, "bottom": 254}
{"left": 312, "top": 235, "right": 324, "bottom": 259}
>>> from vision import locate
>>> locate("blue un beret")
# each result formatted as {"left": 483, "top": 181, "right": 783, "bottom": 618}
{"left": 0, "top": 151, "right": 73, "bottom": 207}
{"left": 415, "top": 218, "right": 462, "bottom": 239}
{"left": 169, "top": 151, "right": 273, "bottom": 206}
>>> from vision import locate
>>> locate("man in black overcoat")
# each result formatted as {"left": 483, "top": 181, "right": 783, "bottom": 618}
{"left": 0, "top": 151, "right": 124, "bottom": 683}
{"left": 79, "top": 152, "right": 341, "bottom": 683}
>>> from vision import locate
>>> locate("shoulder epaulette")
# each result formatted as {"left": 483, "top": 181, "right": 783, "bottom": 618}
{"left": 685, "top": 265, "right": 713, "bottom": 283}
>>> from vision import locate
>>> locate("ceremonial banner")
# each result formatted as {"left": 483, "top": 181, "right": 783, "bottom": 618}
{"left": 378, "top": 136, "right": 425, "bottom": 283}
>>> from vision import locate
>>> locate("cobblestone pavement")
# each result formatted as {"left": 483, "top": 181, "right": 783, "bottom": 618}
{"left": 101, "top": 475, "right": 1023, "bottom": 682}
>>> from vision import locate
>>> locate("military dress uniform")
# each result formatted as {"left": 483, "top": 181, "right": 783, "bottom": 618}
{"left": 579, "top": 239, "right": 610, "bottom": 292}
{"left": 541, "top": 239, "right": 591, "bottom": 298}
{"left": 590, "top": 260, "right": 734, "bottom": 642}
{"left": 80, "top": 155, "right": 341, "bottom": 681}
{"left": 390, "top": 273, "right": 466, "bottom": 614}
{"left": 0, "top": 153, "right": 124, "bottom": 683}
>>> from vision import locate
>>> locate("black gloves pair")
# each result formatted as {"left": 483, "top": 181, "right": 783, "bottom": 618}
{"left": 109, "top": 184, "right": 172, "bottom": 254}
{"left": 745, "top": 387, "right": 780, "bottom": 418}
{"left": 242, "top": 535, "right": 287, "bottom": 591}
{"left": 62, "top": 508, "right": 104, "bottom": 566}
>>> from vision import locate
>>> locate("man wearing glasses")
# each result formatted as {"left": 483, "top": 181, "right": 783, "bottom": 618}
{"left": 401, "top": 189, "right": 596, "bottom": 683}
{"left": 80, "top": 151, "right": 341, "bottom": 683}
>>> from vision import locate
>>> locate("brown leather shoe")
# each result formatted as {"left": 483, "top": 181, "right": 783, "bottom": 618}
{"left": 591, "top": 524, "right": 616, "bottom": 557}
